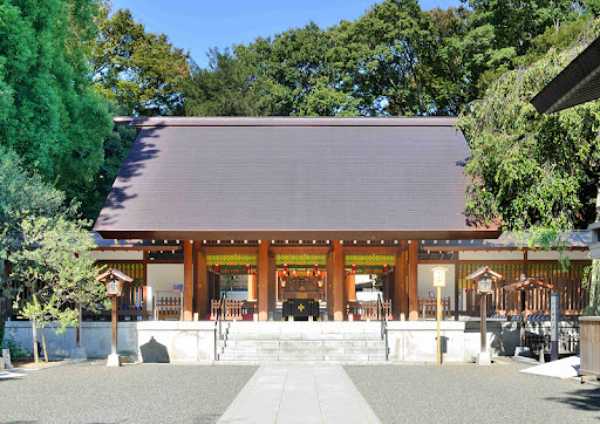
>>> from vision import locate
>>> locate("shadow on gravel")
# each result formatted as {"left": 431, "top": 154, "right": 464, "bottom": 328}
{"left": 545, "top": 387, "right": 600, "bottom": 414}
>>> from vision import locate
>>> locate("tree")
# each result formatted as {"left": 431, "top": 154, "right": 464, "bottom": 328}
{"left": 0, "top": 146, "right": 104, "bottom": 362}
{"left": 93, "top": 7, "right": 191, "bottom": 116}
{"left": 458, "top": 22, "right": 600, "bottom": 232}
{"left": 0, "top": 0, "right": 112, "bottom": 204}
{"left": 9, "top": 215, "right": 104, "bottom": 363}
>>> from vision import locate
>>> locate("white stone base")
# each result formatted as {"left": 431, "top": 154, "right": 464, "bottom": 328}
{"left": 106, "top": 353, "right": 121, "bottom": 367}
{"left": 2, "top": 349, "right": 12, "bottom": 369}
{"left": 477, "top": 351, "right": 492, "bottom": 366}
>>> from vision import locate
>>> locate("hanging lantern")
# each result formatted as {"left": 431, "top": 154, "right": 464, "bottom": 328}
{"left": 313, "top": 264, "right": 320, "bottom": 278}
{"left": 351, "top": 264, "right": 357, "bottom": 274}
{"left": 283, "top": 264, "right": 289, "bottom": 277}
{"left": 292, "top": 269, "right": 298, "bottom": 278}
{"left": 214, "top": 264, "right": 221, "bottom": 273}
{"left": 245, "top": 264, "right": 251, "bottom": 274}
{"left": 383, "top": 264, "right": 389, "bottom": 273}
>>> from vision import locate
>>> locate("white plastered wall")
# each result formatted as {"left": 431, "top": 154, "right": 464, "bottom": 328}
{"left": 417, "top": 264, "right": 456, "bottom": 309}
{"left": 91, "top": 250, "right": 144, "bottom": 261}
{"left": 146, "top": 263, "right": 184, "bottom": 292}
{"left": 458, "top": 251, "right": 524, "bottom": 260}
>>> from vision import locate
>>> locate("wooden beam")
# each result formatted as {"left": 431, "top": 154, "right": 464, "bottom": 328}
{"left": 258, "top": 241, "right": 270, "bottom": 321}
{"left": 194, "top": 242, "right": 208, "bottom": 320}
{"left": 204, "top": 246, "right": 258, "bottom": 255}
{"left": 346, "top": 274, "right": 356, "bottom": 302}
{"left": 332, "top": 241, "right": 345, "bottom": 321}
{"left": 247, "top": 273, "right": 257, "bottom": 301}
{"left": 394, "top": 244, "right": 408, "bottom": 320}
{"left": 183, "top": 240, "right": 193, "bottom": 321}
{"left": 270, "top": 246, "right": 330, "bottom": 254}
{"left": 408, "top": 240, "right": 419, "bottom": 321}
{"left": 341, "top": 246, "right": 400, "bottom": 255}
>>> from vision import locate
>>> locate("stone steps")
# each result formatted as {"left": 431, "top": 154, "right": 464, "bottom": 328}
{"left": 218, "top": 321, "right": 388, "bottom": 363}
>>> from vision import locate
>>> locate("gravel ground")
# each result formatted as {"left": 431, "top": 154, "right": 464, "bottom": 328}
{"left": 0, "top": 362, "right": 257, "bottom": 424}
{"left": 346, "top": 360, "right": 600, "bottom": 424}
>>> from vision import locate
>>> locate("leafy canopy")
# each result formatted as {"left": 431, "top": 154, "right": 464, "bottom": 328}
{"left": 458, "top": 20, "right": 600, "bottom": 232}
{"left": 0, "top": 0, "right": 112, "bottom": 204}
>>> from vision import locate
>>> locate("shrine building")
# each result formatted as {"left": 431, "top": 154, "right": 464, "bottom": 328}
{"left": 91, "top": 117, "right": 587, "bottom": 324}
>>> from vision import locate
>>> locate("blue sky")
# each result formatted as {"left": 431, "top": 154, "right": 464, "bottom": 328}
{"left": 111, "top": 1, "right": 462, "bottom": 68}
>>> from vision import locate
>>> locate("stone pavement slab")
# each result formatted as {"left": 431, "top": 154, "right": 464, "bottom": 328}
{"left": 218, "top": 364, "right": 381, "bottom": 424}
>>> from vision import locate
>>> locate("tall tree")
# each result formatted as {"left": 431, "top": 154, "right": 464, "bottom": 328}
{"left": 93, "top": 7, "right": 190, "bottom": 116}
{"left": 458, "top": 21, "right": 600, "bottom": 231}
{"left": 0, "top": 0, "right": 112, "bottom": 204}
{"left": 0, "top": 147, "right": 104, "bottom": 362}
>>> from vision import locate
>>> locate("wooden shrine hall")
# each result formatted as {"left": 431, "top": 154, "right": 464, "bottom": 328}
{"left": 94, "top": 117, "right": 499, "bottom": 321}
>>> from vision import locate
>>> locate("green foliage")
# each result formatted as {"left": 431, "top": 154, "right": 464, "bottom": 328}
{"left": 0, "top": 146, "right": 105, "bottom": 333}
{"left": 2, "top": 337, "right": 29, "bottom": 360}
{"left": 93, "top": 7, "right": 190, "bottom": 116}
{"left": 458, "top": 24, "right": 600, "bottom": 232}
{"left": 182, "top": 0, "right": 596, "bottom": 117}
{"left": 0, "top": 0, "right": 112, "bottom": 205}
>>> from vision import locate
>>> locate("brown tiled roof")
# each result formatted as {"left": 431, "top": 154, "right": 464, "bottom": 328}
{"left": 94, "top": 117, "right": 497, "bottom": 240}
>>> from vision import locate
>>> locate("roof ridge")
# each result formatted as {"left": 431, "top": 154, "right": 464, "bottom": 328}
{"left": 114, "top": 116, "right": 458, "bottom": 128}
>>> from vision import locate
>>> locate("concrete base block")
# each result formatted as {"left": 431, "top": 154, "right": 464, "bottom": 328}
{"left": 2, "top": 349, "right": 12, "bottom": 369}
{"left": 106, "top": 353, "right": 121, "bottom": 367}
{"left": 69, "top": 346, "right": 87, "bottom": 361}
{"left": 477, "top": 351, "right": 492, "bottom": 366}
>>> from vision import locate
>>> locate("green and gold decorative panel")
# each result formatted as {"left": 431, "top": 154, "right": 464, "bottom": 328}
{"left": 275, "top": 254, "right": 327, "bottom": 266}
{"left": 344, "top": 254, "right": 395, "bottom": 267}
{"left": 207, "top": 254, "right": 257, "bottom": 266}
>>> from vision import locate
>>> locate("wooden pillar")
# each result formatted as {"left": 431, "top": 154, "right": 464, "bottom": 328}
{"left": 247, "top": 273, "right": 257, "bottom": 301}
{"left": 454, "top": 263, "right": 459, "bottom": 321}
{"left": 194, "top": 242, "right": 208, "bottom": 320}
{"left": 346, "top": 274, "right": 356, "bottom": 302}
{"left": 258, "top": 241, "right": 270, "bottom": 321}
{"left": 394, "top": 242, "right": 408, "bottom": 320}
{"left": 332, "top": 241, "right": 345, "bottom": 321}
{"left": 183, "top": 240, "right": 193, "bottom": 321}
{"left": 408, "top": 240, "right": 419, "bottom": 321}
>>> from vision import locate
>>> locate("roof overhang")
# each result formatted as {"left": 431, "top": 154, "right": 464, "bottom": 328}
{"left": 96, "top": 228, "right": 500, "bottom": 241}
{"left": 532, "top": 36, "right": 600, "bottom": 114}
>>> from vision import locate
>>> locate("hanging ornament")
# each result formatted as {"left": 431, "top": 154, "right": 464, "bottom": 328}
{"left": 351, "top": 264, "right": 357, "bottom": 274}
{"left": 383, "top": 264, "right": 389, "bottom": 273}
{"left": 214, "top": 264, "right": 221, "bottom": 273}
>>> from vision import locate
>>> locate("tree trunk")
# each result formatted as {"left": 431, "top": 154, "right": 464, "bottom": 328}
{"left": 31, "top": 318, "right": 39, "bottom": 364}
{"left": 41, "top": 328, "right": 48, "bottom": 363}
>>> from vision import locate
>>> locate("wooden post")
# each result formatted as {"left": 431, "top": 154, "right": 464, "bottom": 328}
{"left": 480, "top": 293, "right": 487, "bottom": 354}
{"left": 183, "top": 240, "right": 193, "bottom": 321}
{"left": 258, "top": 241, "right": 270, "bottom": 321}
{"left": 394, "top": 243, "right": 407, "bottom": 320}
{"left": 111, "top": 296, "right": 118, "bottom": 356}
{"left": 195, "top": 242, "right": 208, "bottom": 320}
{"left": 332, "top": 241, "right": 345, "bottom": 321}
{"left": 408, "top": 240, "right": 419, "bottom": 321}
{"left": 346, "top": 274, "right": 356, "bottom": 302}
{"left": 436, "top": 286, "right": 442, "bottom": 365}
{"left": 454, "top": 264, "right": 459, "bottom": 321}
{"left": 247, "top": 274, "right": 257, "bottom": 301}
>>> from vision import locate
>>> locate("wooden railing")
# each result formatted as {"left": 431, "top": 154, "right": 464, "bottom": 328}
{"left": 210, "top": 299, "right": 256, "bottom": 321}
{"left": 418, "top": 297, "right": 451, "bottom": 319}
{"left": 458, "top": 261, "right": 589, "bottom": 317}
{"left": 347, "top": 300, "right": 392, "bottom": 321}
{"left": 154, "top": 291, "right": 183, "bottom": 320}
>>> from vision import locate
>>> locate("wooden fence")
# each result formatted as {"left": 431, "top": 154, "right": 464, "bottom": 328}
{"left": 457, "top": 261, "right": 589, "bottom": 317}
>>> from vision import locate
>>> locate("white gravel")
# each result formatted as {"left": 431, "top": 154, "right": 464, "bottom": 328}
{"left": 346, "top": 360, "right": 600, "bottom": 424}
{"left": 0, "top": 362, "right": 257, "bottom": 424}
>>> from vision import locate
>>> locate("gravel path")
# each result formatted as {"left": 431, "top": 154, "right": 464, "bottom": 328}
{"left": 346, "top": 361, "right": 600, "bottom": 424}
{"left": 0, "top": 362, "right": 257, "bottom": 424}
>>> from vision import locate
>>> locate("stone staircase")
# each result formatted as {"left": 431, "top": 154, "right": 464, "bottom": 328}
{"left": 217, "top": 321, "right": 387, "bottom": 363}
